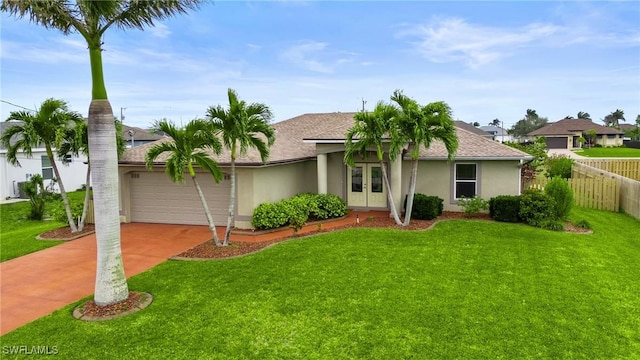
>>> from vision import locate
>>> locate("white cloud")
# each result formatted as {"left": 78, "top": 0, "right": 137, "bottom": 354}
{"left": 280, "top": 40, "right": 333, "bottom": 73}
{"left": 397, "top": 17, "right": 560, "bottom": 69}
{"left": 148, "top": 23, "right": 171, "bottom": 38}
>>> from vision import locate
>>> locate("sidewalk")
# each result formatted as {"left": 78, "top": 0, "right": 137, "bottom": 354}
{"left": 0, "top": 210, "right": 382, "bottom": 335}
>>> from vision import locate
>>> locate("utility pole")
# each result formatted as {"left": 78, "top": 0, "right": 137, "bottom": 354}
{"left": 361, "top": 98, "right": 367, "bottom": 112}
{"left": 120, "top": 107, "right": 126, "bottom": 123}
{"left": 501, "top": 120, "right": 505, "bottom": 143}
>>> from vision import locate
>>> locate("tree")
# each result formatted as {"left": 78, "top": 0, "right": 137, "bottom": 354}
{"left": 1, "top": 98, "right": 83, "bottom": 232}
{"left": 585, "top": 129, "right": 597, "bottom": 148}
{"left": 472, "top": 121, "right": 480, "bottom": 127}
{"left": 1, "top": 0, "right": 203, "bottom": 306}
{"left": 391, "top": 90, "right": 458, "bottom": 226}
{"left": 626, "top": 114, "right": 640, "bottom": 141}
{"left": 344, "top": 101, "right": 403, "bottom": 225}
{"left": 145, "top": 119, "right": 224, "bottom": 246}
{"left": 603, "top": 109, "right": 625, "bottom": 128}
{"left": 57, "top": 119, "right": 127, "bottom": 231}
{"left": 509, "top": 109, "right": 548, "bottom": 139}
{"left": 205, "top": 89, "right": 275, "bottom": 246}
{"left": 577, "top": 111, "right": 591, "bottom": 120}
{"left": 489, "top": 118, "right": 501, "bottom": 127}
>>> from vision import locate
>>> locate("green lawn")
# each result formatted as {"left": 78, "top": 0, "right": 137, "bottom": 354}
{"left": 575, "top": 147, "right": 640, "bottom": 157}
{"left": 2, "top": 207, "right": 639, "bottom": 359}
{"left": 0, "top": 191, "right": 86, "bottom": 262}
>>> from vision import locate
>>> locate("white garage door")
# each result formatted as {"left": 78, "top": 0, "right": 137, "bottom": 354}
{"left": 129, "top": 171, "right": 231, "bottom": 225}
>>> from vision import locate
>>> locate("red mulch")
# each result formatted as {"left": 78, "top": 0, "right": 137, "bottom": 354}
{"left": 39, "top": 224, "right": 95, "bottom": 240}
{"left": 75, "top": 291, "right": 145, "bottom": 318}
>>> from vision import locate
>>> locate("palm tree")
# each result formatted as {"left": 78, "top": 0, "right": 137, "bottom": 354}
{"left": 344, "top": 101, "right": 403, "bottom": 225}
{"left": 489, "top": 118, "right": 501, "bottom": 127}
{"left": 1, "top": 0, "right": 202, "bottom": 306}
{"left": 205, "top": 89, "right": 275, "bottom": 246}
{"left": 1, "top": 98, "right": 83, "bottom": 232}
{"left": 604, "top": 109, "right": 625, "bottom": 128}
{"left": 391, "top": 90, "right": 458, "bottom": 226}
{"left": 145, "top": 119, "right": 224, "bottom": 246}
{"left": 577, "top": 111, "right": 591, "bottom": 120}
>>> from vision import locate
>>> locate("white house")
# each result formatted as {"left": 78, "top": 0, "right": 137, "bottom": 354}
{"left": 479, "top": 126, "right": 514, "bottom": 143}
{"left": 1, "top": 122, "right": 88, "bottom": 200}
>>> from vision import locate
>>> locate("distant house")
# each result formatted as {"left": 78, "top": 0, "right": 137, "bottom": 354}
{"left": 118, "top": 112, "right": 531, "bottom": 229}
{"left": 121, "top": 125, "right": 164, "bottom": 148}
{"left": 527, "top": 119, "right": 624, "bottom": 149}
{"left": 0, "top": 122, "right": 88, "bottom": 199}
{"left": 479, "top": 126, "right": 514, "bottom": 143}
{"left": 454, "top": 121, "right": 493, "bottom": 140}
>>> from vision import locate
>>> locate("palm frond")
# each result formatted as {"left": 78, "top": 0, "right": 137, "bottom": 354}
{"left": 193, "top": 152, "right": 223, "bottom": 183}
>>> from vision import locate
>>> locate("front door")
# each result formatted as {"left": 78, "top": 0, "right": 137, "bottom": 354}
{"left": 347, "top": 163, "right": 387, "bottom": 208}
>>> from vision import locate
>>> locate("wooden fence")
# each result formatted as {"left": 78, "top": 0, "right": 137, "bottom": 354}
{"left": 576, "top": 159, "right": 640, "bottom": 181}
{"left": 86, "top": 199, "right": 95, "bottom": 224}
{"left": 525, "top": 176, "right": 620, "bottom": 212}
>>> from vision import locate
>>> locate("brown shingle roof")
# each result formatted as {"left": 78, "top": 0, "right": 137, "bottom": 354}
{"left": 120, "top": 112, "right": 530, "bottom": 165}
{"left": 453, "top": 121, "right": 493, "bottom": 138}
{"left": 527, "top": 119, "right": 624, "bottom": 136}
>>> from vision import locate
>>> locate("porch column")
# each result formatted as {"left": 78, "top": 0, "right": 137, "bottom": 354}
{"left": 317, "top": 153, "right": 327, "bottom": 194}
{"left": 390, "top": 156, "right": 402, "bottom": 213}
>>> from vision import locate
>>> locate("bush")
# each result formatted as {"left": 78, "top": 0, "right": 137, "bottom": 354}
{"left": 575, "top": 219, "right": 592, "bottom": 230}
{"left": 50, "top": 200, "right": 84, "bottom": 225}
{"left": 251, "top": 193, "right": 347, "bottom": 230}
{"left": 314, "top": 193, "right": 347, "bottom": 219}
{"left": 458, "top": 196, "right": 489, "bottom": 218}
{"left": 281, "top": 197, "right": 309, "bottom": 233}
{"left": 544, "top": 177, "right": 573, "bottom": 220}
{"left": 489, "top": 195, "right": 521, "bottom": 222}
{"left": 23, "top": 175, "right": 46, "bottom": 220}
{"left": 251, "top": 202, "right": 289, "bottom": 230}
{"left": 411, "top": 194, "right": 443, "bottom": 220}
{"left": 519, "top": 189, "right": 556, "bottom": 227}
{"left": 541, "top": 219, "right": 565, "bottom": 231}
{"left": 545, "top": 155, "right": 574, "bottom": 179}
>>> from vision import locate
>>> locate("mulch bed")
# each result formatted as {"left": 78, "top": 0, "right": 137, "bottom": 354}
{"left": 73, "top": 291, "right": 153, "bottom": 321}
{"left": 38, "top": 224, "right": 95, "bottom": 240}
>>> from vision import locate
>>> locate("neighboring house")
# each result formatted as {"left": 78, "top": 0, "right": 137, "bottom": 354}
{"left": 0, "top": 122, "right": 88, "bottom": 199}
{"left": 479, "top": 126, "right": 514, "bottom": 143}
{"left": 118, "top": 112, "right": 532, "bottom": 229}
{"left": 122, "top": 124, "right": 164, "bottom": 148}
{"left": 454, "top": 121, "right": 493, "bottom": 140}
{"left": 527, "top": 119, "right": 624, "bottom": 149}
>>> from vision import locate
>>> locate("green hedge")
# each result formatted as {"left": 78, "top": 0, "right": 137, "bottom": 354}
{"left": 251, "top": 193, "right": 347, "bottom": 230}
{"left": 519, "top": 189, "right": 557, "bottom": 228}
{"left": 411, "top": 194, "right": 443, "bottom": 220}
{"left": 489, "top": 195, "right": 521, "bottom": 222}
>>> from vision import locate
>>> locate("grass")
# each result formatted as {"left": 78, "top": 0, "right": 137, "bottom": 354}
{"left": 0, "top": 191, "right": 86, "bottom": 262}
{"left": 1, "top": 207, "right": 639, "bottom": 359}
{"left": 575, "top": 147, "right": 640, "bottom": 157}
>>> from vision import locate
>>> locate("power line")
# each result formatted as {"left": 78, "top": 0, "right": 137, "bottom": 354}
{"left": 0, "top": 100, "right": 35, "bottom": 112}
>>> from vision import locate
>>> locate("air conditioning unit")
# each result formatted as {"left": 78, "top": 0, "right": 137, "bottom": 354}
{"left": 17, "top": 182, "right": 28, "bottom": 199}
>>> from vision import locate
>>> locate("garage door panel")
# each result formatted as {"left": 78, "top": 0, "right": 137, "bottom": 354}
{"left": 129, "top": 171, "right": 231, "bottom": 225}
{"left": 545, "top": 137, "right": 567, "bottom": 149}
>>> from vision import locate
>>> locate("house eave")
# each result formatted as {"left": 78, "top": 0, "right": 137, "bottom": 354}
{"left": 414, "top": 156, "right": 534, "bottom": 161}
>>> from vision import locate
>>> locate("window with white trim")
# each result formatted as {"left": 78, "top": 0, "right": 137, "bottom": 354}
{"left": 454, "top": 163, "right": 477, "bottom": 199}
{"left": 41, "top": 156, "right": 53, "bottom": 180}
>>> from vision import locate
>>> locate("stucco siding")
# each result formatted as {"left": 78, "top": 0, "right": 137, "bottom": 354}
{"left": 479, "top": 161, "right": 521, "bottom": 199}
{"left": 249, "top": 161, "right": 317, "bottom": 210}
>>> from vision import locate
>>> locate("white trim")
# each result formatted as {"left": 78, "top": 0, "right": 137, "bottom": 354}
{"left": 453, "top": 162, "right": 478, "bottom": 200}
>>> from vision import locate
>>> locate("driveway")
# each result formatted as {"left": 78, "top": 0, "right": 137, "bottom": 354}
{"left": 547, "top": 149, "right": 585, "bottom": 159}
{"left": 0, "top": 223, "right": 212, "bottom": 336}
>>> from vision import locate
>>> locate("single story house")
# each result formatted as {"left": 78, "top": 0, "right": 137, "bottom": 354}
{"left": 526, "top": 118, "right": 624, "bottom": 149}
{"left": 118, "top": 112, "right": 532, "bottom": 229}
{"left": 121, "top": 124, "right": 164, "bottom": 148}
{"left": 479, "top": 125, "right": 514, "bottom": 143}
{"left": 454, "top": 121, "right": 493, "bottom": 140}
{"left": 0, "top": 122, "right": 88, "bottom": 200}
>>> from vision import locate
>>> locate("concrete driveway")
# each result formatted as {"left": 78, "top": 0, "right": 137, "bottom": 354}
{"left": 0, "top": 223, "right": 212, "bottom": 335}
{"left": 547, "top": 149, "right": 585, "bottom": 159}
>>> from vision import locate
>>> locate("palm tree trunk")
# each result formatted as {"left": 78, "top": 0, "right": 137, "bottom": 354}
{"left": 46, "top": 145, "right": 78, "bottom": 232}
{"left": 380, "top": 160, "right": 402, "bottom": 225}
{"left": 78, "top": 163, "right": 91, "bottom": 232}
{"left": 191, "top": 174, "right": 222, "bottom": 246}
{"left": 89, "top": 99, "right": 129, "bottom": 306}
{"left": 402, "top": 159, "right": 419, "bottom": 226}
{"left": 223, "top": 157, "right": 236, "bottom": 246}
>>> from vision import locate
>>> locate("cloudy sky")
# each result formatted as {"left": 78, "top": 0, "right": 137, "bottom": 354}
{"left": 1, "top": 1, "right": 639, "bottom": 129}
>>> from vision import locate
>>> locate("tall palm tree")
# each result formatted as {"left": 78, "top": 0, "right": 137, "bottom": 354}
{"left": 146, "top": 119, "right": 224, "bottom": 246}
{"left": 577, "top": 111, "right": 591, "bottom": 120}
{"left": 344, "top": 101, "right": 403, "bottom": 225}
{"left": 1, "top": 0, "right": 202, "bottom": 306}
{"left": 391, "top": 90, "right": 458, "bottom": 226}
{"left": 205, "top": 89, "right": 275, "bottom": 246}
{"left": 489, "top": 118, "right": 501, "bottom": 127}
{"left": 604, "top": 109, "right": 625, "bottom": 128}
{"left": 1, "top": 98, "right": 83, "bottom": 232}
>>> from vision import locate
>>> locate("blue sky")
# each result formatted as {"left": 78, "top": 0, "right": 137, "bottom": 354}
{"left": 1, "top": 1, "right": 639, "bottom": 129}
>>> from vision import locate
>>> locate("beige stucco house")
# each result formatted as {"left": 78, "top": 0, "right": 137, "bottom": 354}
{"left": 118, "top": 112, "right": 532, "bottom": 229}
{"left": 527, "top": 119, "right": 624, "bottom": 149}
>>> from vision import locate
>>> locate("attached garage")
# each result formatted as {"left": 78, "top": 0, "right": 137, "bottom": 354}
{"left": 128, "top": 171, "right": 231, "bottom": 225}
{"left": 544, "top": 137, "right": 568, "bottom": 149}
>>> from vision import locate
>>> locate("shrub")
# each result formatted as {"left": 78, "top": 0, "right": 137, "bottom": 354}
{"left": 23, "top": 175, "right": 46, "bottom": 220}
{"left": 314, "top": 193, "right": 347, "bottom": 219}
{"left": 544, "top": 177, "right": 574, "bottom": 220}
{"left": 541, "top": 219, "right": 565, "bottom": 231}
{"left": 519, "top": 189, "right": 556, "bottom": 227}
{"left": 411, "top": 194, "right": 443, "bottom": 220}
{"left": 281, "top": 197, "right": 309, "bottom": 233}
{"left": 50, "top": 200, "right": 84, "bottom": 225}
{"left": 489, "top": 195, "right": 521, "bottom": 222}
{"left": 545, "top": 155, "right": 574, "bottom": 179}
{"left": 458, "top": 196, "right": 489, "bottom": 218}
{"left": 575, "top": 219, "right": 592, "bottom": 230}
{"left": 251, "top": 202, "right": 289, "bottom": 230}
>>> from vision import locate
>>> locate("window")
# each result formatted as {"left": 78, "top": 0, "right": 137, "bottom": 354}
{"left": 455, "top": 163, "right": 477, "bottom": 199}
{"left": 41, "top": 156, "right": 53, "bottom": 180}
{"left": 370, "top": 166, "right": 383, "bottom": 193}
{"left": 351, "top": 167, "right": 363, "bottom": 192}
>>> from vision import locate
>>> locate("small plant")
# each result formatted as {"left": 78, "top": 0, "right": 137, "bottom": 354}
{"left": 541, "top": 219, "right": 565, "bottom": 231}
{"left": 575, "top": 219, "right": 592, "bottom": 230}
{"left": 367, "top": 216, "right": 375, "bottom": 222}
{"left": 544, "top": 177, "right": 574, "bottom": 220}
{"left": 519, "top": 189, "right": 556, "bottom": 228}
{"left": 22, "top": 174, "right": 46, "bottom": 220}
{"left": 545, "top": 155, "right": 574, "bottom": 179}
{"left": 458, "top": 196, "right": 489, "bottom": 218}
